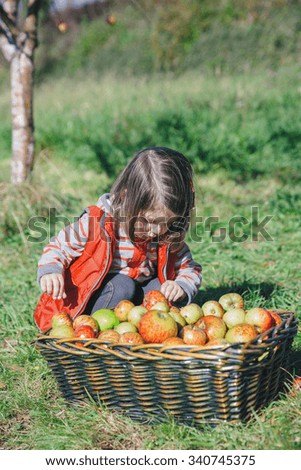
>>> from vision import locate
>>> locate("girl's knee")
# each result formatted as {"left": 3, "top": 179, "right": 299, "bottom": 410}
{"left": 112, "top": 275, "right": 136, "bottom": 302}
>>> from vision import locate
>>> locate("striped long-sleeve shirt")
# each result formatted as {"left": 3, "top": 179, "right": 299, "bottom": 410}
{"left": 37, "top": 194, "right": 202, "bottom": 303}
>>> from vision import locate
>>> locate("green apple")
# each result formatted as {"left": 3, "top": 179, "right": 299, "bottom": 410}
{"left": 223, "top": 308, "right": 246, "bottom": 328}
{"left": 49, "top": 325, "right": 75, "bottom": 338}
{"left": 180, "top": 303, "right": 203, "bottom": 324}
{"left": 114, "top": 321, "right": 137, "bottom": 334}
{"left": 92, "top": 309, "right": 119, "bottom": 331}
{"left": 128, "top": 305, "right": 147, "bottom": 327}
{"left": 168, "top": 309, "right": 186, "bottom": 328}
{"left": 202, "top": 300, "right": 224, "bottom": 318}
{"left": 152, "top": 301, "right": 170, "bottom": 313}
{"left": 219, "top": 293, "right": 244, "bottom": 311}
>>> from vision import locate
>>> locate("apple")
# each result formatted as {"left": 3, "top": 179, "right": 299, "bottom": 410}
{"left": 49, "top": 325, "right": 75, "bottom": 338}
{"left": 73, "top": 314, "right": 99, "bottom": 334}
{"left": 106, "top": 14, "right": 116, "bottom": 26}
{"left": 180, "top": 325, "right": 207, "bottom": 346}
{"left": 128, "top": 305, "right": 147, "bottom": 327}
{"left": 162, "top": 337, "right": 185, "bottom": 345}
{"left": 202, "top": 338, "right": 230, "bottom": 348}
{"left": 168, "top": 309, "right": 186, "bottom": 328}
{"left": 170, "top": 306, "right": 180, "bottom": 314}
{"left": 98, "top": 329, "right": 120, "bottom": 343}
{"left": 114, "top": 321, "right": 137, "bottom": 335}
{"left": 114, "top": 300, "right": 135, "bottom": 322}
{"left": 196, "top": 315, "right": 227, "bottom": 341}
{"left": 119, "top": 332, "right": 144, "bottom": 345}
{"left": 245, "top": 308, "right": 274, "bottom": 333}
{"left": 75, "top": 325, "right": 96, "bottom": 338}
{"left": 152, "top": 301, "right": 170, "bottom": 313}
{"left": 268, "top": 311, "right": 283, "bottom": 327}
{"left": 92, "top": 309, "right": 120, "bottom": 331}
{"left": 74, "top": 325, "right": 96, "bottom": 346}
{"left": 202, "top": 300, "right": 224, "bottom": 318}
{"left": 138, "top": 310, "right": 177, "bottom": 343}
{"left": 52, "top": 312, "right": 72, "bottom": 328}
{"left": 180, "top": 303, "right": 203, "bottom": 324}
{"left": 225, "top": 323, "right": 258, "bottom": 344}
{"left": 289, "top": 377, "right": 301, "bottom": 398}
{"left": 223, "top": 308, "right": 246, "bottom": 329}
{"left": 219, "top": 293, "right": 244, "bottom": 311}
{"left": 143, "top": 290, "right": 167, "bottom": 311}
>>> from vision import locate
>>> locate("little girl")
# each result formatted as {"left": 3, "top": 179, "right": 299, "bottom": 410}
{"left": 34, "top": 147, "right": 202, "bottom": 332}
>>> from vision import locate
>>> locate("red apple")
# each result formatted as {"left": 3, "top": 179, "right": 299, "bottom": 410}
{"left": 196, "top": 315, "right": 227, "bottom": 341}
{"left": 143, "top": 290, "right": 167, "bottom": 311}
{"left": 223, "top": 308, "right": 246, "bottom": 328}
{"left": 114, "top": 300, "right": 135, "bottom": 322}
{"left": 138, "top": 310, "right": 177, "bottom": 343}
{"left": 268, "top": 311, "right": 283, "bottom": 327}
{"left": 73, "top": 314, "right": 99, "bottom": 334}
{"left": 162, "top": 337, "right": 185, "bottom": 345}
{"left": 114, "top": 321, "right": 137, "bottom": 335}
{"left": 180, "top": 303, "right": 203, "bottom": 324}
{"left": 75, "top": 325, "right": 96, "bottom": 338}
{"left": 119, "top": 332, "right": 144, "bottom": 345}
{"left": 128, "top": 305, "right": 147, "bottom": 327}
{"left": 225, "top": 323, "right": 258, "bottom": 344}
{"left": 219, "top": 293, "right": 244, "bottom": 311}
{"left": 289, "top": 377, "right": 301, "bottom": 398}
{"left": 180, "top": 325, "right": 207, "bottom": 346}
{"left": 49, "top": 325, "right": 75, "bottom": 338}
{"left": 245, "top": 308, "right": 274, "bottom": 333}
{"left": 75, "top": 325, "right": 96, "bottom": 346}
{"left": 202, "top": 300, "right": 224, "bottom": 318}
{"left": 52, "top": 312, "right": 72, "bottom": 328}
{"left": 170, "top": 306, "right": 180, "bottom": 314}
{"left": 98, "top": 329, "right": 120, "bottom": 343}
{"left": 201, "top": 338, "right": 230, "bottom": 348}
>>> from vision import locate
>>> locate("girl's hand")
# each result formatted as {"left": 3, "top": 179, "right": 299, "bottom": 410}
{"left": 161, "top": 280, "right": 186, "bottom": 302}
{"left": 40, "top": 273, "right": 67, "bottom": 300}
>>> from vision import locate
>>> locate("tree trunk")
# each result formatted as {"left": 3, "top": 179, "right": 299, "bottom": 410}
{"left": 10, "top": 50, "right": 35, "bottom": 185}
{"left": 0, "top": 0, "right": 40, "bottom": 185}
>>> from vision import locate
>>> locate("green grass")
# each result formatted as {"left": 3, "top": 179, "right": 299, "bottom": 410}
{"left": 1, "top": 67, "right": 301, "bottom": 449}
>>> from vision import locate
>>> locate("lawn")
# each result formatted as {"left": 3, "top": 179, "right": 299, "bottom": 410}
{"left": 0, "top": 67, "right": 300, "bottom": 450}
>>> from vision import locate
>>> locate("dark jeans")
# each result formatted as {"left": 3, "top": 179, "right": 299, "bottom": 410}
{"left": 85, "top": 273, "right": 186, "bottom": 313}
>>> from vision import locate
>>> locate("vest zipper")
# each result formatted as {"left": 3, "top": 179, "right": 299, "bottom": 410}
{"left": 73, "top": 224, "right": 112, "bottom": 319}
{"left": 162, "top": 245, "right": 170, "bottom": 281}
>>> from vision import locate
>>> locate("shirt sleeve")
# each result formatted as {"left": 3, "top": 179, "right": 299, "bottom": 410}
{"left": 37, "top": 212, "right": 89, "bottom": 285}
{"left": 173, "top": 243, "right": 202, "bottom": 303}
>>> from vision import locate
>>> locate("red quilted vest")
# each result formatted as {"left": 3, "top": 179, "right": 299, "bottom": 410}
{"left": 34, "top": 205, "right": 176, "bottom": 332}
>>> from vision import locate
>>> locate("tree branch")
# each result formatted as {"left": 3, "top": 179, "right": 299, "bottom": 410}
{"left": 0, "top": 22, "right": 17, "bottom": 61}
{"left": 24, "top": 0, "right": 42, "bottom": 31}
{"left": 0, "top": 2, "right": 19, "bottom": 37}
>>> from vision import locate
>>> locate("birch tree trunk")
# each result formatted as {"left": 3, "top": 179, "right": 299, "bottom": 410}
{"left": 0, "top": 0, "right": 40, "bottom": 185}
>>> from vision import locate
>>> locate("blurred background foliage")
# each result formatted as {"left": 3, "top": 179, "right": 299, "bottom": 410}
{"left": 1, "top": 0, "right": 300, "bottom": 80}
{"left": 35, "top": 0, "right": 301, "bottom": 77}
{"left": 1, "top": 0, "right": 301, "bottom": 187}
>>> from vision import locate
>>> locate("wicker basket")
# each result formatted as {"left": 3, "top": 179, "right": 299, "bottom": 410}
{"left": 35, "top": 310, "right": 298, "bottom": 425}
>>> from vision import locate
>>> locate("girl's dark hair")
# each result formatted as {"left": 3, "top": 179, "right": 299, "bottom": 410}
{"left": 110, "top": 147, "right": 195, "bottom": 250}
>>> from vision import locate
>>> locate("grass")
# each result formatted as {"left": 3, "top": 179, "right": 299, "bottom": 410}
{"left": 1, "top": 67, "right": 301, "bottom": 450}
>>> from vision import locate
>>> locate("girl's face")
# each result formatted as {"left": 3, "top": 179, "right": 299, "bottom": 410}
{"left": 134, "top": 205, "right": 177, "bottom": 242}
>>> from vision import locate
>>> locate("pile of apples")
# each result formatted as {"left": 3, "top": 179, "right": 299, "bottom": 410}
{"left": 48, "top": 290, "right": 283, "bottom": 347}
